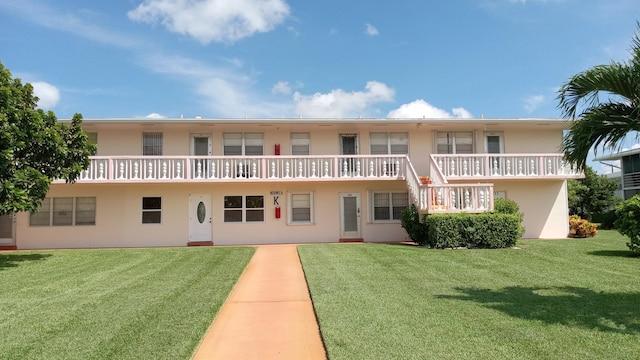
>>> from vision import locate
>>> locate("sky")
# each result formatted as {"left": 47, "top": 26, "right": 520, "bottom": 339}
{"left": 1, "top": 0, "right": 639, "bottom": 171}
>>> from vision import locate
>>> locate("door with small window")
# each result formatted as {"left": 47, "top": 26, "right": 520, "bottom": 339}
{"left": 189, "top": 194, "right": 212, "bottom": 242}
{"left": 339, "top": 193, "right": 361, "bottom": 239}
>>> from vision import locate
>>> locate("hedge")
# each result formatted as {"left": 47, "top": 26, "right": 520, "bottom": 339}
{"left": 426, "top": 213, "right": 522, "bottom": 249}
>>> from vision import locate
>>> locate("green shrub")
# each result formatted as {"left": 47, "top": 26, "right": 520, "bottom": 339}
{"left": 614, "top": 195, "right": 640, "bottom": 252}
{"left": 591, "top": 210, "right": 617, "bottom": 229}
{"left": 493, "top": 197, "right": 525, "bottom": 235}
{"left": 494, "top": 197, "right": 521, "bottom": 216}
{"left": 400, "top": 204, "right": 429, "bottom": 245}
{"left": 426, "top": 213, "right": 521, "bottom": 249}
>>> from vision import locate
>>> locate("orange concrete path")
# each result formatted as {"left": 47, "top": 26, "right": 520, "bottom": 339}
{"left": 192, "top": 245, "right": 327, "bottom": 359}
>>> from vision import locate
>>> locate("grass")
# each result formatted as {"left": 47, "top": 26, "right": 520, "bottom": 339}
{"left": 299, "top": 230, "right": 640, "bottom": 360}
{"left": 0, "top": 246, "right": 255, "bottom": 360}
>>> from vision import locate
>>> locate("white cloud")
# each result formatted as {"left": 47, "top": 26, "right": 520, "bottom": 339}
{"left": 128, "top": 0, "right": 290, "bottom": 44}
{"left": 145, "top": 113, "right": 166, "bottom": 118}
{"left": 140, "top": 52, "right": 291, "bottom": 117}
{"left": 0, "top": 0, "right": 139, "bottom": 48}
{"left": 272, "top": 81, "right": 291, "bottom": 95}
{"left": 31, "top": 81, "right": 60, "bottom": 110}
{"left": 365, "top": 23, "right": 379, "bottom": 36}
{"left": 387, "top": 99, "right": 473, "bottom": 119}
{"left": 293, "top": 81, "right": 395, "bottom": 118}
{"left": 523, "top": 94, "right": 545, "bottom": 113}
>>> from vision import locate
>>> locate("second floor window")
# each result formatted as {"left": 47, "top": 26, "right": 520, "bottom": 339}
{"left": 435, "top": 131, "right": 473, "bottom": 154}
{"left": 291, "top": 133, "right": 310, "bottom": 155}
{"left": 143, "top": 132, "right": 163, "bottom": 156}
{"left": 370, "top": 132, "right": 408, "bottom": 155}
{"left": 224, "top": 133, "right": 264, "bottom": 156}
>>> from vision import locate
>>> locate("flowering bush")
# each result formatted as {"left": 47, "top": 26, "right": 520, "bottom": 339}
{"left": 568, "top": 215, "right": 597, "bottom": 238}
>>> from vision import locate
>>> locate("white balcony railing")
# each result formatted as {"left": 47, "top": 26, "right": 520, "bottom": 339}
{"left": 60, "top": 155, "right": 407, "bottom": 183}
{"left": 406, "top": 158, "right": 493, "bottom": 213}
{"left": 431, "top": 154, "right": 582, "bottom": 180}
{"left": 59, "top": 153, "right": 574, "bottom": 215}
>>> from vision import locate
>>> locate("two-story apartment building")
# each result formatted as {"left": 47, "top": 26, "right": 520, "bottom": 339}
{"left": 0, "top": 117, "right": 581, "bottom": 250}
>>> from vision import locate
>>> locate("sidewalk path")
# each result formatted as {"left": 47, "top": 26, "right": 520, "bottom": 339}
{"left": 192, "top": 244, "right": 327, "bottom": 359}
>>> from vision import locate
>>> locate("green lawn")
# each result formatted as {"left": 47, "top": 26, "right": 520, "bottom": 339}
{"left": 299, "top": 231, "right": 640, "bottom": 360}
{"left": 0, "top": 246, "right": 255, "bottom": 360}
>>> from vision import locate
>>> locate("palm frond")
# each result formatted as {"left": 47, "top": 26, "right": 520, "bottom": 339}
{"left": 557, "top": 63, "right": 636, "bottom": 119}
{"left": 562, "top": 103, "right": 640, "bottom": 169}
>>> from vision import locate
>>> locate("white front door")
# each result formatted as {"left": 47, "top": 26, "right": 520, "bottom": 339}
{"left": 339, "top": 193, "right": 361, "bottom": 238}
{"left": 0, "top": 213, "right": 14, "bottom": 246}
{"left": 189, "top": 195, "right": 212, "bottom": 242}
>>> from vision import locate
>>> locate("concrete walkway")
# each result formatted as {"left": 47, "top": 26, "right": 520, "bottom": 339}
{"left": 192, "top": 244, "right": 327, "bottom": 359}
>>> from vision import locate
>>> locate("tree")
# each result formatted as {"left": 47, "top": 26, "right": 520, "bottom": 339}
{"left": 0, "top": 62, "right": 96, "bottom": 215}
{"left": 567, "top": 166, "right": 620, "bottom": 220}
{"left": 558, "top": 22, "right": 640, "bottom": 170}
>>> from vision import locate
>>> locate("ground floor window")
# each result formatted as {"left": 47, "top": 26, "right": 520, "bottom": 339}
{"left": 289, "top": 192, "right": 314, "bottom": 224}
{"left": 371, "top": 191, "right": 409, "bottom": 221}
{"left": 142, "top": 197, "right": 162, "bottom": 224}
{"left": 224, "top": 195, "right": 264, "bottom": 222}
{"left": 30, "top": 197, "right": 96, "bottom": 226}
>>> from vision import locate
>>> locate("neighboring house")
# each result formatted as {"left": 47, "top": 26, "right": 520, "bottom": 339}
{"left": 0, "top": 117, "right": 582, "bottom": 250}
{"left": 596, "top": 148, "right": 640, "bottom": 200}
{"left": 604, "top": 171, "right": 624, "bottom": 200}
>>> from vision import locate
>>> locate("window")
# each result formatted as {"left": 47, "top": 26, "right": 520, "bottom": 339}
{"left": 623, "top": 154, "right": 640, "bottom": 174}
{"left": 142, "top": 197, "right": 162, "bottom": 224}
{"left": 289, "top": 192, "right": 313, "bottom": 224}
{"left": 30, "top": 197, "right": 96, "bottom": 226}
{"left": 30, "top": 198, "right": 51, "bottom": 226}
{"left": 53, "top": 197, "right": 73, "bottom": 226}
{"left": 224, "top": 195, "right": 264, "bottom": 222}
{"left": 143, "top": 132, "right": 163, "bottom": 155}
{"left": 291, "top": 133, "right": 310, "bottom": 155}
{"left": 370, "top": 132, "right": 408, "bottom": 154}
{"left": 224, "top": 133, "right": 263, "bottom": 156}
{"left": 371, "top": 192, "right": 409, "bottom": 221}
{"left": 87, "top": 132, "right": 98, "bottom": 149}
{"left": 435, "top": 131, "right": 474, "bottom": 154}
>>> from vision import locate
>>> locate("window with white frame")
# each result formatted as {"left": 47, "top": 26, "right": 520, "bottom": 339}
{"left": 289, "top": 192, "right": 313, "bottom": 223}
{"left": 223, "top": 133, "right": 264, "bottom": 156}
{"left": 143, "top": 132, "right": 163, "bottom": 155}
{"left": 87, "top": 132, "right": 98, "bottom": 149}
{"left": 30, "top": 197, "right": 96, "bottom": 226}
{"left": 291, "top": 133, "right": 310, "bottom": 155}
{"left": 370, "top": 132, "right": 408, "bottom": 154}
{"left": 371, "top": 192, "right": 409, "bottom": 221}
{"left": 224, "top": 195, "right": 264, "bottom": 222}
{"left": 435, "top": 131, "right": 473, "bottom": 154}
{"left": 142, "top": 197, "right": 162, "bottom": 224}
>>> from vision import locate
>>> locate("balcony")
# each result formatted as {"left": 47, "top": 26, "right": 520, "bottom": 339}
{"left": 56, "top": 155, "right": 407, "bottom": 183}
{"left": 406, "top": 158, "right": 494, "bottom": 214}
{"left": 430, "top": 153, "right": 582, "bottom": 180}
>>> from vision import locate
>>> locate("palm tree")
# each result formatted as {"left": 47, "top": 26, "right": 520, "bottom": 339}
{"left": 558, "top": 22, "right": 640, "bottom": 170}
